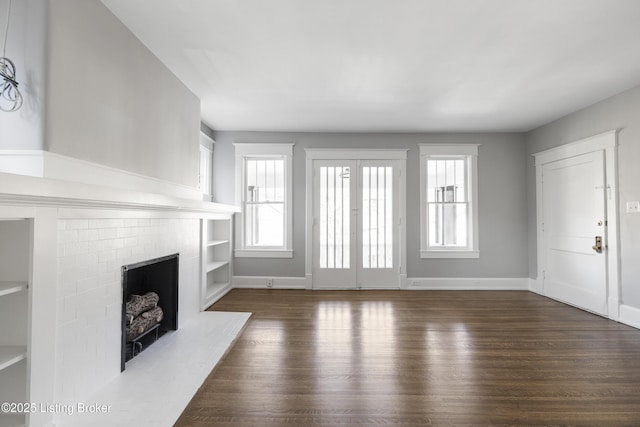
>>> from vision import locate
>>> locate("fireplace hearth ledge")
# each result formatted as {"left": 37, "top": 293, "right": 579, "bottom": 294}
{"left": 54, "top": 310, "right": 251, "bottom": 427}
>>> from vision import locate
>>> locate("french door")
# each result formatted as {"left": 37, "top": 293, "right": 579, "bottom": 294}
{"left": 312, "top": 159, "right": 400, "bottom": 289}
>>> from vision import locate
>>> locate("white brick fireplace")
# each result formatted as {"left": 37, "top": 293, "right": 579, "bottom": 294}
{"left": 0, "top": 151, "right": 240, "bottom": 427}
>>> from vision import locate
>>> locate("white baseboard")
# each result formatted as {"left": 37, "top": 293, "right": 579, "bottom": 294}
{"left": 233, "top": 276, "right": 528, "bottom": 291}
{"left": 528, "top": 277, "right": 543, "bottom": 295}
{"left": 619, "top": 304, "right": 640, "bottom": 330}
{"left": 406, "top": 277, "right": 529, "bottom": 290}
{"left": 233, "top": 276, "right": 307, "bottom": 289}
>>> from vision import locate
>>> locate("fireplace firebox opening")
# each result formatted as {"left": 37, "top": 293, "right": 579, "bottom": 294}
{"left": 121, "top": 253, "right": 179, "bottom": 371}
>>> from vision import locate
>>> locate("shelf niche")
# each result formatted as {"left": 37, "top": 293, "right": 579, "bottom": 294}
{"left": 202, "top": 216, "right": 233, "bottom": 310}
{"left": 0, "top": 219, "right": 31, "bottom": 427}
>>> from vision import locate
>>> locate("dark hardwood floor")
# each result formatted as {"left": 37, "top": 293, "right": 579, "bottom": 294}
{"left": 175, "top": 289, "right": 640, "bottom": 426}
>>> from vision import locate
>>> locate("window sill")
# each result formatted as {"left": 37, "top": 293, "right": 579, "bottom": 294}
{"left": 235, "top": 249, "right": 293, "bottom": 259}
{"left": 420, "top": 250, "right": 480, "bottom": 259}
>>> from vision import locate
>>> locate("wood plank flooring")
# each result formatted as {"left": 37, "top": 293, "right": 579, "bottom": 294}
{"left": 175, "top": 290, "right": 640, "bottom": 426}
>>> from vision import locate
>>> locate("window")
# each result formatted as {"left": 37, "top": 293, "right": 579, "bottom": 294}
{"left": 419, "top": 144, "right": 479, "bottom": 258}
{"left": 199, "top": 132, "right": 214, "bottom": 199}
{"left": 234, "top": 143, "right": 294, "bottom": 258}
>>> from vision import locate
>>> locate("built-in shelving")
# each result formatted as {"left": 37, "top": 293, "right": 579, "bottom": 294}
{"left": 0, "top": 346, "right": 27, "bottom": 372}
{"left": 207, "top": 239, "right": 229, "bottom": 247}
{"left": 201, "top": 216, "right": 233, "bottom": 310}
{"left": 0, "top": 219, "right": 30, "bottom": 427}
{"left": 206, "top": 260, "right": 229, "bottom": 273}
{"left": 0, "top": 282, "right": 28, "bottom": 297}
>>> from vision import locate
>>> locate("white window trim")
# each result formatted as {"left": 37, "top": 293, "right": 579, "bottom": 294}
{"left": 419, "top": 144, "right": 479, "bottom": 259}
{"left": 234, "top": 143, "right": 294, "bottom": 258}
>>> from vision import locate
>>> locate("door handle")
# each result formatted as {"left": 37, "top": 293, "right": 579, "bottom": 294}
{"left": 592, "top": 236, "right": 603, "bottom": 253}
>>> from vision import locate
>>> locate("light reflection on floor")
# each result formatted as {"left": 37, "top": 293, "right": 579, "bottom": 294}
{"left": 314, "top": 300, "right": 399, "bottom": 413}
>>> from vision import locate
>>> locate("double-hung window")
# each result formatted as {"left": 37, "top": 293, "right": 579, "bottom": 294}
{"left": 419, "top": 144, "right": 479, "bottom": 258}
{"left": 234, "top": 143, "right": 294, "bottom": 258}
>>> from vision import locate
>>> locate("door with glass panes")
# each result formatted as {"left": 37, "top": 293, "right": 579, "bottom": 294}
{"left": 312, "top": 159, "right": 400, "bottom": 289}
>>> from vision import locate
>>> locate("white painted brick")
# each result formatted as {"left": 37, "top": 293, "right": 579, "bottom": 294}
{"left": 99, "top": 269, "right": 119, "bottom": 286}
{"left": 113, "top": 238, "right": 125, "bottom": 249}
{"left": 58, "top": 229, "right": 79, "bottom": 243}
{"left": 98, "top": 249, "right": 117, "bottom": 263}
{"left": 77, "top": 276, "right": 98, "bottom": 294}
{"left": 131, "top": 245, "right": 145, "bottom": 257}
{"left": 88, "top": 239, "right": 107, "bottom": 253}
{"left": 124, "top": 236, "right": 139, "bottom": 247}
{"left": 98, "top": 227, "right": 118, "bottom": 240}
{"left": 107, "top": 219, "right": 125, "bottom": 229}
{"left": 78, "top": 228, "right": 100, "bottom": 242}
{"left": 55, "top": 215, "right": 209, "bottom": 407}
{"left": 106, "top": 284, "right": 122, "bottom": 306}
{"left": 88, "top": 219, "right": 106, "bottom": 229}
{"left": 64, "top": 241, "right": 89, "bottom": 256}
{"left": 117, "top": 247, "right": 132, "bottom": 261}
{"left": 66, "top": 219, "right": 89, "bottom": 230}
{"left": 124, "top": 218, "right": 140, "bottom": 227}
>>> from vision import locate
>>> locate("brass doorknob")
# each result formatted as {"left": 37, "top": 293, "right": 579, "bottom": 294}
{"left": 592, "top": 236, "right": 602, "bottom": 253}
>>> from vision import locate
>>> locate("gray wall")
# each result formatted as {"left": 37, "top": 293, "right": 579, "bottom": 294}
{"left": 213, "top": 131, "right": 529, "bottom": 279}
{"left": 0, "top": 0, "right": 47, "bottom": 150}
{"left": 45, "top": 0, "right": 200, "bottom": 188}
{"left": 525, "top": 84, "right": 640, "bottom": 309}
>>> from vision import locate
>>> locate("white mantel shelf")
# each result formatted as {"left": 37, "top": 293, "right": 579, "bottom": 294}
{"left": 0, "top": 171, "right": 239, "bottom": 216}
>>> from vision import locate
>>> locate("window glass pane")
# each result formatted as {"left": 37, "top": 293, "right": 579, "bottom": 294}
{"left": 427, "top": 158, "right": 467, "bottom": 203}
{"left": 455, "top": 159, "right": 466, "bottom": 202}
{"left": 245, "top": 202, "right": 284, "bottom": 247}
{"left": 428, "top": 203, "right": 468, "bottom": 247}
{"left": 246, "top": 158, "right": 285, "bottom": 203}
{"left": 362, "top": 166, "right": 393, "bottom": 269}
{"left": 427, "top": 160, "right": 437, "bottom": 202}
{"left": 199, "top": 145, "right": 212, "bottom": 194}
{"left": 319, "top": 166, "right": 350, "bottom": 269}
{"left": 245, "top": 157, "right": 286, "bottom": 248}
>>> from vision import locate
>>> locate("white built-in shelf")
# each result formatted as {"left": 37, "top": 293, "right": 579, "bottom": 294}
{"left": 206, "top": 261, "right": 229, "bottom": 273}
{"left": 0, "top": 346, "right": 27, "bottom": 372}
{"left": 207, "top": 239, "right": 229, "bottom": 247}
{"left": 207, "top": 285, "right": 224, "bottom": 299}
{"left": 0, "top": 281, "right": 28, "bottom": 297}
{"left": 0, "top": 413, "right": 25, "bottom": 427}
{"left": 206, "top": 282, "right": 231, "bottom": 301}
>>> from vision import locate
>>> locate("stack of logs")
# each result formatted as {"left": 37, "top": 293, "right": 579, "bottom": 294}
{"left": 125, "top": 291, "right": 164, "bottom": 341}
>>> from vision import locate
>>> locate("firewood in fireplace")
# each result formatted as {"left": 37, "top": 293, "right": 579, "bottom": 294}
{"left": 125, "top": 291, "right": 160, "bottom": 325}
{"left": 126, "top": 306, "right": 164, "bottom": 341}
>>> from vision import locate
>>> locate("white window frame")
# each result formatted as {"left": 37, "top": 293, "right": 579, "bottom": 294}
{"left": 234, "top": 143, "right": 294, "bottom": 258}
{"left": 419, "top": 144, "right": 479, "bottom": 259}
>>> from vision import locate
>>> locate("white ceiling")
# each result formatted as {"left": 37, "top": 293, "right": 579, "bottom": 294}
{"left": 102, "top": 0, "right": 640, "bottom": 133}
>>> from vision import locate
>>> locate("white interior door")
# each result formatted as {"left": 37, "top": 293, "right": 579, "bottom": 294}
{"left": 313, "top": 159, "right": 400, "bottom": 289}
{"left": 542, "top": 150, "right": 608, "bottom": 315}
